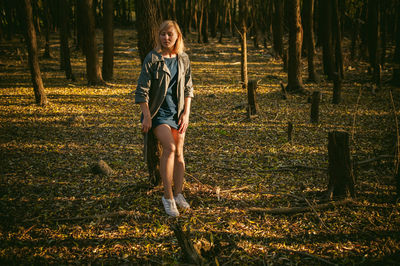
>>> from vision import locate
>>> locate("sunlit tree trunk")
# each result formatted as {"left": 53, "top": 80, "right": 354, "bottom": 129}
{"left": 81, "top": 0, "right": 104, "bottom": 85}
{"left": 285, "top": 0, "right": 304, "bottom": 93}
{"left": 102, "top": 0, "right": 114, "bottom": 81}
{"left": 20, "top": 0, "right": 48, "bottom": 106}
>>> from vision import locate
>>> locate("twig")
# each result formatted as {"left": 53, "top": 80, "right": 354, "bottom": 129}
{"left": 299, "top": 195, "right": 334, "bottom": 233}
{"left": 260, "top": 165, "right": 326, "bottom": 172}
{"left": 248, "top": 199, "right": 352, "bottom": 215}
{"left": 354, "top": 154, "right": 394, "bottom": 166}
{"left": 186, "top": 172, "right": 204, "bottom": 185}
{"left": 191, "top": 113, "right": 218, "bottom": 123}
{"left": 220, "top": 185, "right": 252, "bottom": 193}
{"left": 281, "top": 249, "right": 337, "bottom": 266}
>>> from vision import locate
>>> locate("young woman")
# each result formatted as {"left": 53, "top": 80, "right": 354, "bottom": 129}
{"left": 135, "top": 20, "right": 194, "bottom": 217}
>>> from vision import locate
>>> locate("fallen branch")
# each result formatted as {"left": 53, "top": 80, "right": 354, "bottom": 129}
{"left": 171, "top": 223, "right": 207, "bottom": 265}
{"left": 281, "top": 248, "right": 337, "bottom": 266}
{"left": 51, "top": 210, "right": 141, "bottom": 222}
{"left": 260, "top": 165, "right": 326, "bottom": 172}
{"left": 248, "top": 199, "right": 352, "bottom": 215}
{"left": 354, "top": 155, "right": 394, "bottom": 166}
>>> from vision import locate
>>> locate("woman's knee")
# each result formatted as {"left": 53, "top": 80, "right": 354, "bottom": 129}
{"left": 175, "top": 151, "right": 185, "bottom": 164}
{"left": 162, "top": 143, "right": 176, "bottom": 156}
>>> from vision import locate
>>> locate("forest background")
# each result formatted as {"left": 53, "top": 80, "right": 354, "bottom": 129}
{"left": 1, "top": 0, "right": 400, "bottom": 264}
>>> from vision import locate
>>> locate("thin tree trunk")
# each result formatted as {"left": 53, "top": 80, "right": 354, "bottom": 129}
{"left": 21, "top": 0, "right": 48, "bottom": 106}
{"left": 81, "top": 0, "right": 104, "bottom": 85}
{"left": 303, "top": 0, "right": 317, "bottom": 82}
{"left": 367, "top": 0, "right": 380, "bottom": 86}
{"left": 285, "top": 0, "right": 304, "bottom": 93}
{"left": 59, "top": 0, "right": 75, "bottom": 81}
{"left": 332, "top": 0, "right": 344, "bottom": 79}
{"left": 320, "top": 0, "right": 335, "bottom": 80}
{"left": 42, "top": 0, "right": 52, "bottom": 58}
{"left": 202, "top": 0, "right": 209, "bottom": 43}
{"left": 272, "top": 0, "right": 284, "bottom": 59}
{"left": 102, "top": 0, "right": 114, "bottom": 81}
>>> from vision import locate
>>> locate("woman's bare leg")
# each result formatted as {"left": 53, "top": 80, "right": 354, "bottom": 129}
{"left": 172, "top": 129, "right": 185, "bottom": 196}
{"left": 153, "top": 124, "right": 176, "bottom": 199}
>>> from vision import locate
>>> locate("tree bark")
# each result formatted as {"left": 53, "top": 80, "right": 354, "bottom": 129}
{"left": 327, "top": 131, "right": 355, "bottom": 199}
{"left": 239, "top": 0, "right": 248, "bottom": 93}
{"left": 320, "top": 0, "right": 335, "bottom": 80}
{"left": 332, "top": 0, "right": 344, "bottom": 79}
{"left": 367, "top": 0, "right": 380, "bottom": 87}
{"left": 81, "top": 0, "right": 104, "bottom": 85}
{"left": 285, "top": 0, "right": 304, "bottom": 93}
{"left": 247, "top": 80, "right": 258, "bottom": 116}
{"left": 332, "top": 72, "right": 341, "bottom": 104}
{"left": 21, "top": 0, "right": 48, "bottom": 106}
{"left": 134, "top": 0, "right": 162, "bottom": 186}
{"left": 42, "top": 0, "right": 52, "bottom": 58}
{"left": 59, "top": 0, "right": 75, "bottom": 81}
{"left": 272, "top": 0, "right": 284, "bottom": 59}
{"left": 102, "top": 0, "right": 114, "bottom": 81}
{"left": 303, "top": 0, "right": 317, "bottom": 82}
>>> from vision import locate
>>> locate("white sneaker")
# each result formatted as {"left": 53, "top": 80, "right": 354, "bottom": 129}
{"left": 162, "top": 197, "right": 179, "bottom": 217}
{"left": 174, "top": 193, "right": 190, "bottom": 209}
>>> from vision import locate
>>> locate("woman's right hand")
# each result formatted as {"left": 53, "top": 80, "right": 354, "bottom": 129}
{"left": 142, "top": 115, "right": 152, "bottom": 133}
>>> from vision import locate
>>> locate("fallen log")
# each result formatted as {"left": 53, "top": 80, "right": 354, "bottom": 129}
{"left": 248, "top": 199, "right": 352, "bottom": 215}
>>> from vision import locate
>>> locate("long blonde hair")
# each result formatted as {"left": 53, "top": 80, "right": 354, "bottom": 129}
{"left": 155, "top": 20, "right": 185, "bottom": 54}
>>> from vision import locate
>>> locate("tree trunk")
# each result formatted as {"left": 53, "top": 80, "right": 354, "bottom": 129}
{"left": 239, "top": 0, "right": 248, "bottom": 92}
{"left": 102, "top": 0, "right": 114, "bottom": 81}
{"left": 327, "top": 131, "right": 355, "bottom": 199}
{"left": 310, "top": 91, "right": 320, "bottom": 124}
{"left": 59, "top": 0, "right": 75, "bottom": 81}
{"left": 367, "top": 0, "right": 380, "bottom": 87}
{"left": 247, "top": 80, "right": 258, "bottom": 116}
{"left": 272, "top": 0, "right": 284, "bottom": 59}
{"left": 285, "top": 0, "right": 304, "bottom": 93}
{"left": 392, "top": 3, "right": 400, "bottom": 86}
{"left": 332, "top": 0, "right": 344, "bottom": 79}
{"left": 134, "top": 0, "right": 163, "bottom": 186}
{"left": 332, "top": 72, "right": 341, "bottom": 104}
{"left": 81, "top": 0, "right": 104, "bottom": 85}
{"left": 42, "top": 0, "right": 52, "bottom": 58}
{"left": 197, "top": 0, "right": 204, "bottom": 43}
{"left": 303, "top": 0, "right": 317, "bottom": 82}
{"left": 202, "top": 0, "right": 209, "bottom": 43}
{"left": 21, "top": 0, "right": 48, "bottom": 106}
{"left": 320, "top": 0, "right": 335, "bottom": 80}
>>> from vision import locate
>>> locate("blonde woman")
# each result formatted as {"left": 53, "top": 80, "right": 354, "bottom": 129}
{"left": 135, "top": 21, "right": 194, "bottom": 217}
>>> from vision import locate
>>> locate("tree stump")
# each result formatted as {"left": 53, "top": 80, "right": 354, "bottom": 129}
{"left": 310, "top": 91, "right": 321, "bottom": 124}
{"left": 392, "top": 66, "right": 400, "bottom": 86}
{"left": 327, "top": 131, "right": 355, "bottom": 199}
{"left": 332, "top": 72, "right": 341, "bottom": 104}
{"left": 145, "top": 130, "right": 161, "bottom": 186}
{"left": 247, "top": 80, "right": 258, "bottom": 116}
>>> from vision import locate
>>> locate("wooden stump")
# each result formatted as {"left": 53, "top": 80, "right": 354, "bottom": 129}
{"left": 247, "top": 80, "right": 258, "bottom": 116}
{"left": 327, "top": 131, "right": 355, "bottom": 199}
{"left": 280, "top": 83, "right": 287, "bottom": 100}
{"left": 310, "top": 91, "right": 320, "bottom": 124}
{"left": 374, "top": 63, "right": 381, "bottom": 89}
{"left": 145, "top": 130, "right": 161, "bottom": 186}
{"left": 92, "top": 160, "right": 114, "bottom": 176}
{"left": 332, "top": 72, "right": 341, "bottom": 104}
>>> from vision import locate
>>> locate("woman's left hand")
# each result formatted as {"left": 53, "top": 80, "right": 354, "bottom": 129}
{"left": 178, "top": 112, "right": 189, "bottom": 134}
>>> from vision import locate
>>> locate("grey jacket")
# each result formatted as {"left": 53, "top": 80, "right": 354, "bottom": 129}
{"left": 135, "top": 50, "right": 194, "bottom": 119}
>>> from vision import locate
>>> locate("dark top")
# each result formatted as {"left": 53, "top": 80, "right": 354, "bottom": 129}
{"left": 152, "top": 56, "right": 179, "bottom": 129}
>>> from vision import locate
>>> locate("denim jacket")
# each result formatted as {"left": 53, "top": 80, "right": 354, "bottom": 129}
{"left": 135, "top": 50, "right": 194, "bottom": 119}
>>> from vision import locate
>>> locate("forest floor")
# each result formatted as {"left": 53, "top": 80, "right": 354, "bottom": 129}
{"left": 1, "top": 28, "right": 400, "bottom": 265}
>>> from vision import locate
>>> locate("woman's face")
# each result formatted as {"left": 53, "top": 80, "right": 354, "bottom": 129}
{"left": 159, "top": 26, "right": 178, "bottom": 51}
